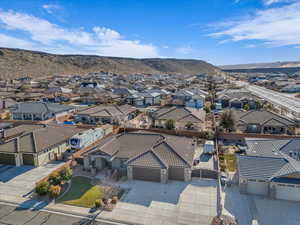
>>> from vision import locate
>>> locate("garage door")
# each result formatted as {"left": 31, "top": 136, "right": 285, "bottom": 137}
{"left": 0, "top": 153, "right": 16, "bottom": 165}
{"left": 22, "top": 154, "right": 35, "bottom": 166}
{"left": 132, "top": 167, "right": 161, "bottom": 182}
{"left": 169, "top": 167, "right": 184, "bottom": 181}
{"left": 247, "top": 180, "right": 268, "bottom": 195}
{"left": 275, "top": 184, "right": 300, "bottom": 201}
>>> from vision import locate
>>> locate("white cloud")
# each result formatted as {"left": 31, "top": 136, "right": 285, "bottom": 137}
{"left": 42, "top": 4, "right": 62, "bottom": 14}
{"left": 263, "top": 0, "right": 297, "bottom": 5}
{"left": 176, "top": 45, "right": 193, "bottom": 55}
{"left": 0, "top": 10, "right": 160, "bottom": 58}
{"left": 0, "top": 34, "right": 35, "bottom": 49}
{"left": 210, "top": 1, "right": 300, "bottom": 47}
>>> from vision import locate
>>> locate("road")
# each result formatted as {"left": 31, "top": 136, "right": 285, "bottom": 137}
{"left": 0, "top": 202, "right": 123, "bottom": 225}
{"left": 234, "top": 80, "right": 300, "bottom": 120}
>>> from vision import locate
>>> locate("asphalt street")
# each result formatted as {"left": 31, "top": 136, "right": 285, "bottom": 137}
{"left": 0, "top": 203, "right": 115, "bottom": 225}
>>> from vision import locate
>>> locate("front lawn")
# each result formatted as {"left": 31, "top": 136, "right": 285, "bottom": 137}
{"left": 57, "top": 176, "right": 103, "bottom": 208}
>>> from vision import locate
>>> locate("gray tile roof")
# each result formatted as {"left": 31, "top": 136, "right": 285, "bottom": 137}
{"left": 94, "top": 132, "right": 195, "bottom": 168}
{"left": 11, "top": 102, "right": 74, "bottom": 114}
{"left": 238, "top": 110, "right": 295, "bottom": 126}
{"left": 238, "top": 155, "right": 288, "bottom": 180}
{"left": 153, "top": 107, "right": 205, "bottom": 122}
{"left": 0, "top": 125, "right": 84, "bottom": 154}
{"left": 239, "top": 138, "right": 300, "bottom": 181}
{"left": 127, "top": 150, "right": 166, "bottom": 168}
{"left": 77, "top": 104, "right": 136, "bottom": 117}
{"left": 245, "top": 138, "right": 290, "bottom": 158}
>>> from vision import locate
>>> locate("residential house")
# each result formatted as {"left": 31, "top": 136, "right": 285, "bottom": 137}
{"left": 83, "top": 132, "right": 195, "bottom": 183}
{"left": 238, "top": 138, "right": 300, "bottom": 202}
{"left": 152, "top": 107, "right": 206, "bottom": 130}
{"left": 0, "top": 125, "right": 84, "bottom": 167}
{"left": 75, "top": 104, "right": 138, "bottom": 125}
{"left": 236, "top": 110, "right": 296, "bottom": 134}
{"left": 216, "top": 89, "right": 259, "bottom": 109}
{"left": 11, "top": 102, "right": 75, "bottom": 121}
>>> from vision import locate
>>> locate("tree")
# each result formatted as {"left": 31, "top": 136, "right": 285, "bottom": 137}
{"left": 59, "top": 167, "right": 73, "bottom": 181}
{"left": 220, "top": 110, "right": 236, "bottom": 132}
{"left": 243, "top": 104, "right": 250, "bottom": 111}
{"left": 35, "top": 181, "right": 49, "bottom": 196}
{"left": 48, "top": 185, "right": 61, "bottom": 198}
{"left": 165, "top": 119, "right": 175, "bottom": 130}
{"left": 49, "top": 171, "right": 61, "bottom": 185}
{"left": 210, "top": 104, "right": 216, "bottom": 111}
{"left": 204, "top": 106, "right": 211, "bottom": 113}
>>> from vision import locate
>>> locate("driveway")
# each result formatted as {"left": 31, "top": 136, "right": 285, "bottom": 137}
{"left": 0, "top": 162, "right": 65, "bottom": 197}
{"left": 222, "top": 185, "right": 300, "bottom": 225}
{"left": 100, "top": 178, "right": 217, "bottom": 225}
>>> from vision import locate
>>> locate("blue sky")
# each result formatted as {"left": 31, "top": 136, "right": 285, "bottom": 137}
{"left": 0, "top": 0, "right": 300, "bottom": 65}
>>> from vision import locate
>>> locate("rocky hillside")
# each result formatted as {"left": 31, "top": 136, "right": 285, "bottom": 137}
{"left": 0, "top": 47, "right": 222, "bottom": 80}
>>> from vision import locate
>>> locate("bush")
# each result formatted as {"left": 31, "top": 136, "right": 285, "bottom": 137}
{"left": 49, "top": 171, "right": 61, "bottom": 185}
{"left": 165, "top": 119, "right": 175, "bottom": 130}
{"left": 48, "top": 185, "right": 61, "bottom": 198}
{"left": 59, "top": 167, "right": 73, "bottom": 181}
{"left": 95, "top": 199, "right": 104, "bottom": 208}
{"left": 35, "top": 181, "right": 49, "bottom": 196}
{"left": 204, "top": 106, "right": 211, "bottom": 113}
{"left": 111, "top": 196, "right": 118, "bottom": 204}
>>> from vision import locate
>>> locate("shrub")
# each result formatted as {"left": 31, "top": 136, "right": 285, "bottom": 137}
{"left": 35, "top": 181, "right": 49, "bottom": 196}
{"left": 49, "top": 171, "right": 61, "bottom": 185}
{"left": 59, "top": 167, "right": 73, "bottom": 181}
{"left": 48, "top": 185, "right": 61, "bottom": 198}
{"left": 95, "top": 199, "right": 104, "bottom": 208}
{"left": 165, "top": 119, "right": 175, "bottom": 130}
{"left": 111, "top": 196, "right": 118, "bottom": 204}
{"left": 204, "top": 106, "right": 211, "bottom": 113}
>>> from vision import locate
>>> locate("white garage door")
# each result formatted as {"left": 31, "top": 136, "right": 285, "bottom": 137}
{"left": 276, "top": 184, "right": 300, "bottom": 202}
{"left": 247, "top": 180, "right": 268, "bottom": 195}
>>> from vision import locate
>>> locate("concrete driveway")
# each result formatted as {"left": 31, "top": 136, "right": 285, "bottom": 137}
{"left": 100, "top": 178, "right": 217, "bottom": 225}
{"left": 222, "top": 185, "right": 300, "bottom": 225}
{"left": 0, "top": 162, "right": 64, "bottom": 197}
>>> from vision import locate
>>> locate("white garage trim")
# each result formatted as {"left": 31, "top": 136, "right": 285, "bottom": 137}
{"left": 247, "top": 179, "right": 268, "bottom": 196}
{"left": 275, "top": 183, "right": 300, "bottom": 202}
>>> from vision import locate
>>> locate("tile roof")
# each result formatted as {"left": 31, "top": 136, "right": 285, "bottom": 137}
{"left": 153, "top": 107, "right": 205, "bottom": 122}
{"left": 238, "top": 110, "right": 295, "bottom": 126}
{"left": 94, "top": 132, "right": 195, "bottom": 168}
{"left": 239, "top": 138, "right": 300, "bottom": 181}
{"left": 0, "top": 125, "right": 84, "bottom": 154}
{"left": 238, "top": 155, "right": 288, "bottom": 180}
{"left": 127, "top": 150, "right": 166, "bottom": 168}
{"left": 11, "top": 102, "right": 74, "bottom": 114}
{"left": 76, "top": 104, "right": 136, "bottom": 117}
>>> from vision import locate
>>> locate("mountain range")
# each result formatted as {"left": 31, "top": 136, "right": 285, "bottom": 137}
{"left": 0, "top": 47, "right": 222, "bottom": 80}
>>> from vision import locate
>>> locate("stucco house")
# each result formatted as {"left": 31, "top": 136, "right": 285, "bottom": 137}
{"left": 152, "top": 107, "right": 206, "bottom": 130}
{"left": 75, "top": 104, "right": 138, "bottom": 125}
{"left": 216, "top": 89, "right": 259, "bottom": 109}
{"left": 83, "top": 132, "right": 196, "bottom": 183}
{"left": 236, "top": 110, "right": 296, "bottom": 134}
{"left": 11, "top": 102, "right": 75, "bottom": 121}
{"left": 0, "top": 125, "right": 84, "bottom": 167}
{"left": 238, "top": 138, "right": 300, "bottom": 202}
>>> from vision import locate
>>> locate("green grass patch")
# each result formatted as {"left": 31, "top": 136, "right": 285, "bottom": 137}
{"left": 58, "top": 176, "right": 103, "bottom": 208}
{"left": 224, "top": 154, "right": 236, "bottom": 172}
